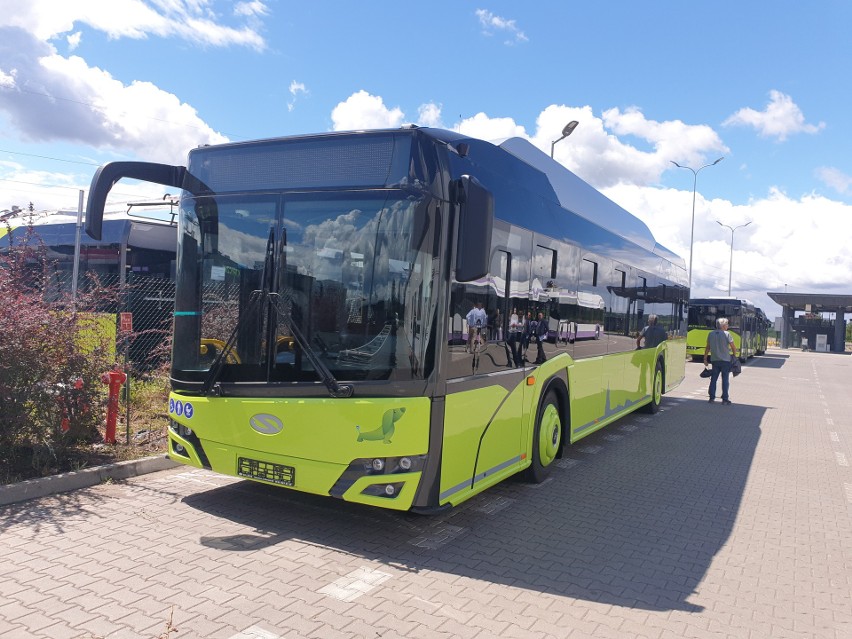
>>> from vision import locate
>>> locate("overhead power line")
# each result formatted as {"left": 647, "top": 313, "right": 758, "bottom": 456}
{"left": 0, "top": 148, "right": 101, "bottom": 167}
{"left": 0, "top": 176, "right": 147, "bottom": 198}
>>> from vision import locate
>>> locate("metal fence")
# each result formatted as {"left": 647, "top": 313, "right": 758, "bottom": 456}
{"left": 48, "top": 270, "right": 176, "bottom": 372}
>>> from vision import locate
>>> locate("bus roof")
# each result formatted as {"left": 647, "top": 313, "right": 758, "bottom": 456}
{"left": 417, "top": 128, "right": 683, "bottom": 269}
{"left": 495, "top": 136, "right": 657, "bottom": 252}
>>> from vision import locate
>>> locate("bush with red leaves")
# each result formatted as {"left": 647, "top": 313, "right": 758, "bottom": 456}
{"left": 0, "top": 224, "right": 117, "bottom": 481}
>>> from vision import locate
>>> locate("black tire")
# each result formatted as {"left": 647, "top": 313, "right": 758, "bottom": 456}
{"left": 524, "top": 390, "right": 562, "bottom": 483}
{"left": 642, "top": 359, "right": 663, "bottom": 414}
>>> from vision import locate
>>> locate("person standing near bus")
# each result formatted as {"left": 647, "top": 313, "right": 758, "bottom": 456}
{"left": 636, "top": 314, "right": 667, "bottom": 349}
{"left": 490, "top": 307, "right": 502, "bottom": 341}
{"left": 521, "top": 310, "right": 534, "bottom": 360}
{"left": 508, "top": 307, "right": 523, "bottom": 367}
{"left": 704, "top": 317, "right": 737, "bottom": 404}
{"left": 466, "top": 301, "right": 487, "bottom": 352}
{"left": 533, "top": 311, "right": 549, "bottom": 364}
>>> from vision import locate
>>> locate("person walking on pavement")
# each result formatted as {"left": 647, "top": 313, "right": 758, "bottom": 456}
{"left": 704, "top": 317, "right": 737, "bottom": 404}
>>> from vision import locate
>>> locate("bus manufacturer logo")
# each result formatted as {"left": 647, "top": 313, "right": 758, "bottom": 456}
{"left": 249, "top": 414, "right": 284, "bottom": 435}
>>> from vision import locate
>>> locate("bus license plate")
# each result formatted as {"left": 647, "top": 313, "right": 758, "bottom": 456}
{"left": 237, "top": 457, "right": 295, "bottom": 487}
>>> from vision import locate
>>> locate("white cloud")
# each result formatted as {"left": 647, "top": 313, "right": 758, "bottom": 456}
{"left": 723, "top": 90, "right": 825, "bottom": 141}
{"left": 416, "top": 103, "right": 443, "bottom": 127}
{"left": 458, "top": 112, "right": 528, "bottom": 141}
{"left": 234, "top": 1, "right": 269, "bottom": 18}
{"left": 451, "top": 104, "right": 728, "bottom": 191}
{"left": 0, "top": 159, "right": 81, "bottom": 211}
{"left": 475, "top": 9, "right": 528, "bottom": 45}
{"left": 66, "top": 31, "right": 82, "bottom": 51}
{"left": 0, "top": 28, "right": 227, "bottom": 164}
{"left": 604, "top": 182, "right": 852, "bottom": 316}
{"left": 815, "top": 167, "right": 852, "bottom": 195}
{"left": 0, "top": 68, "right": 14, "bottom": 88}
{"left": 0, "top": 0, "right": 267, "bottom": 51}
{"left": 288, "top": 80, "right": 308, "bottom": 112}
{"left": 330, "top": 91, "right": 404, "bottom": 131}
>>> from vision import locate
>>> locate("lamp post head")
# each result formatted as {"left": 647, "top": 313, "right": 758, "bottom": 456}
{"left": 561, "top": 121, "right": 579, "bottom": 138}
{"left": 551, "top": 121, "right": 579, "bottom": 158}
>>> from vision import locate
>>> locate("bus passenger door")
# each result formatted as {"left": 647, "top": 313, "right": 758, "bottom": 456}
{"left": 471, "top": 248, "right": 528, "bottom": 491}
{"left": 441, "top": 239, "right": 530, "bottom": 504}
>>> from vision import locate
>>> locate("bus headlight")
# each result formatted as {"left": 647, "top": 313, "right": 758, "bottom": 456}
{"left": 329, "top": 456, "right": 427, "bottom": 499}
{"left": 359, "top": 482, "right": 405, "bottom": 498}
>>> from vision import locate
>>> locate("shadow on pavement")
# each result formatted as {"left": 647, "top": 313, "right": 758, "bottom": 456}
{"left": 745, "top": 354, "right": 788, "bottom": 369}
{"left": 182, "top": 397, "right": 765, "bottom": 613}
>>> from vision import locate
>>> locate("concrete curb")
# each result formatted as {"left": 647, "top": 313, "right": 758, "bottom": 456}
{"left": 0, "top": 455, "right": 180, "bottom": 507}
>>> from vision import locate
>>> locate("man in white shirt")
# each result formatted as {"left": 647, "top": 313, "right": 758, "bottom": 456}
{"left": 466, "top": 302, "right": 487, "bottom": 351}
{"left": 703, "top": 317, "right": 737, "bottom": 404}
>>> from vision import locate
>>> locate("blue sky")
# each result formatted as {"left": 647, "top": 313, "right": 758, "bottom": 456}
{"left": 1, "top": 1, "right": 851, "bottom": 318}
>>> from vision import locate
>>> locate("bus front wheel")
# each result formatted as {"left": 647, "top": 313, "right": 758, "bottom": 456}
{"left": 525, "top": 390, "right": 562, "bottom": 483}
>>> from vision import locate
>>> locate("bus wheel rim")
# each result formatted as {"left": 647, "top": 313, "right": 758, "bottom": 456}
{"left": 654, "top": 370, "right": 662, "bottom": 404}
{"left": 539, "top": 404, "right": 561, "bottom": 466}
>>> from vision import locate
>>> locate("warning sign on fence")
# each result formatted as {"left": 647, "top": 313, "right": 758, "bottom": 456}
{"left": 120, "top": 312, "right": 133, "bottom": 332}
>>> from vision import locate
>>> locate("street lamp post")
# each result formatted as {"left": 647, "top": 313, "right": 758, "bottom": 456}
{"left": 670, "top": 157, "right": 724, "bottom": 293}
{"left": 717, "top": 220, "right": 752, "bottom": 296}
{"left": 551, "top": 121, "right": 579, "bottom": 158}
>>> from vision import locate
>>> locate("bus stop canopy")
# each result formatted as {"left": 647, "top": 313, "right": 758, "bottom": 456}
{"left": 768, "top": 292, "right": 852, "bottom": 351}
{"left": 767, "top": 292, "right": 852, "bottom": 312}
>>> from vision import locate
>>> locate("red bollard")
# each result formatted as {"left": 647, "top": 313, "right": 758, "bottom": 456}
{"left": 101, "top": 366, "right": 127, "bottom": 444}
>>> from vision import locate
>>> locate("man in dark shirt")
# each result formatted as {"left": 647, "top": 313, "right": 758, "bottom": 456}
{"left": 636, "top": 314, "right": 667, "bottom": 349}
{"left": 533, "top": 311, "right": 549, "bottom": 364}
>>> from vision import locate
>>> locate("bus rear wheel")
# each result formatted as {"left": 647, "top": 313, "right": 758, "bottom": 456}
{"left": 525, "top": 390, "right": 562, "bottom": 483}
{"left": 642, "top": 360, "right": 663, "bottom": 414}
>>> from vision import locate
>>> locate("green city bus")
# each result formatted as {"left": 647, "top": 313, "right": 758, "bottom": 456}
{"left": 85, "top": 127, "right": 688, "bottom": 513}
{"left": 754, "top": 307, "right": 771, "bottom": 355}
{"left": 687, "top": 297, "right": 764, "bottom": 361}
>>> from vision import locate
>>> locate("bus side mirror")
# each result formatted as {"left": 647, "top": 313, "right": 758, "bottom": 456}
{"left": 85, "top": 161, "right": 189, "bottom": 240}
{"left": 454, "top": 175, "right": 493, "bottom": 282}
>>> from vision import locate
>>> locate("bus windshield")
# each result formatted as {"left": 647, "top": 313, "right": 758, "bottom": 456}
{"left": 688, "top": 302, "right": 744, "bottom": 331}
{"left": 172, "top": 190, "right": 438, "bottom": 387}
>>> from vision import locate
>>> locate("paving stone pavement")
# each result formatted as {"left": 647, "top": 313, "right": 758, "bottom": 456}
{"left": 1, "top": 348, "right": 851, "bottom": 638}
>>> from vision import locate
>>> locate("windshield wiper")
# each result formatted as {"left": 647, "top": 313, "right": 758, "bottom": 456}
{"left": 199, "top": 288, "right": 354, "bottom": 398}
{"left": 200, "top": 288, "right": 264, "bottom": 395}
{"left": 267, "top": 291, "right": 354, "bottom": 398}
{"left": 200, "top": 225, "right": 352, "bottom": 398}
{"left": 202, "top": 227, "right": 276, "bottom": 395}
